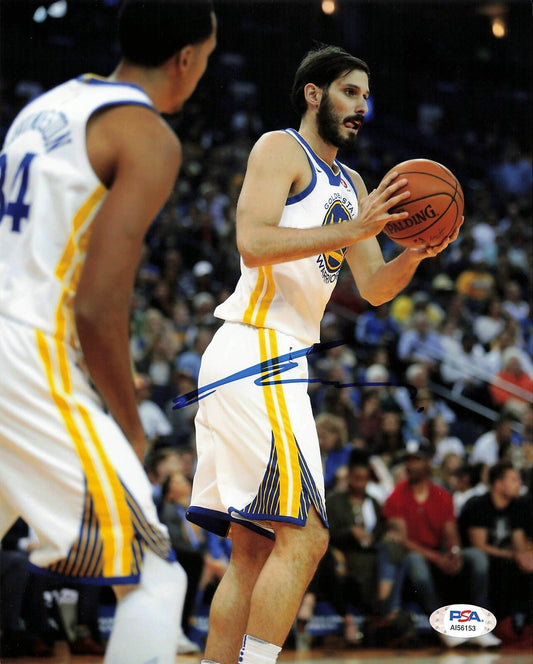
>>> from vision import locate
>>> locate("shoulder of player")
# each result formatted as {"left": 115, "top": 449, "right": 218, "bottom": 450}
{"left": 94, "top": 104, "right": 181, "bottom": 163}
{"left": 249, "top": 130, "right": 308, "bottom": 168}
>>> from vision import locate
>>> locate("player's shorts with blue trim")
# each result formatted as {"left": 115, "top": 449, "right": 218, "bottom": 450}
{"left": 187, "top": 321, "right": 328, "bottom": 539}
{"left": 0, "top": 316, "right": 173, "bottom": 585}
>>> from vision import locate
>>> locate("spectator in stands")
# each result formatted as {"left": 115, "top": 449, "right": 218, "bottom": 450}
{"left": 470, "top": 413, "right": 517, "bottom": 467}
{"left": 425, "top": 414, "right": 466, "bottom": 467}
{"left": 134, "top": 373, "right": 173, "bottom": 448}
{"left": 452, "top": 463, "right": 488, "bottom": 516}
{"left": 397, "top": 311, "right": 443, "bottom": 377}
{"left": 135, "top": 325, "right": 179, "bottom": 407}
{"left": 489, "top": 347, "right": 533, "bottom": 418}
{"left": 144, "top": 446, "right": 184, "bottom": 507}
{"left": 175, "top": 325, "right": 215, "bottom": 383}
{"left": 315, "top": 413, "right": 350, "bottom": 492}
{"left": 434, "top": 452, "right": 463, "bottom": 493}
{"left": 491, "top": 140, "right": 533, "bottom": 201}
{"left": 473, "top": 296, "right": 508, "bottom": 347}
{"left": 456, "top": 255, "right": 496, "bottom": 313}
{"left": 353, "top": 389, "right": 383, "bottom": 450}
{"left": 158, "top": 471, "right": 205, "bottom": 653}
{"left": 371, "top": 410, "right": 405, "bottom": 466}
{"left": 381, "top": 439, "right": 500, "bottom": 648}
{"left": 440, "top": 330, "right": 491, "bottom": 404}
{"left": 403, "top": 388, "right": 456, "bottom": 443}
{"left": 327, "top": 450, "right": 385, "bottom": 620}
{"left": 354, "top": 302, "right": 400, "bottom": 353}
{"left": 502, "top": 280, "right": 530, "bottom": 328}
{"left": 459, "top": 460, "right": 533, "bottom": 623}
{"left": 164, "top": 366, "right": 198, "bottom": 448}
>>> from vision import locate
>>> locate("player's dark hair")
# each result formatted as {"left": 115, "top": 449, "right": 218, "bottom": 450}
{"left": 291, "top": 44, "right": 369, "bottom": 117}
{"left": 488, "top": 460, "right": 515, "bottom": 486}
{"left": 119, "top": 0, "right": 214, "bottom": 67}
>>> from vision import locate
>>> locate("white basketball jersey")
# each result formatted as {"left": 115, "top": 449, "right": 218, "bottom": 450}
{"left": 0, "top": 75, "right": 155, "bottom": 346}
{"left": 215, "top": 128, "right": 359, "bottom": 345}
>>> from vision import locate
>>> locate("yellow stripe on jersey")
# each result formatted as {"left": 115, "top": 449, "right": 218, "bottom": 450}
{"left": 254, "top": 266, "right": 275, "bottom": 328}
{"left": 36, "top": 330, "right": 132, "bottom": 577}
{"left": 266, "top": 328, "right": 301, "bottom": 517}
{"left": 258, "top": 328, "right": 301, "bottom": 519}
{"left": 243, "top": 266, "right": 275, "bottom": 327}
{"left": 36, "top": 185, "right": 134, "bottom": 579}
{"left": 243, "top": 267, "right": 265, "bottom": 325}
{"left": 54, "top": 185, "right": 106, "bottom": 347}
{"left": 78, "top": 405, "right": 134, "bottom": 574}
{"left": 55, "top": 185, "right": 106, "bottom": 283}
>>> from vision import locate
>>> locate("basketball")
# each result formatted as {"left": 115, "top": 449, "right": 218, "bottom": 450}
{"left": 383, "top": 158, "right": 464, "bottom": 249}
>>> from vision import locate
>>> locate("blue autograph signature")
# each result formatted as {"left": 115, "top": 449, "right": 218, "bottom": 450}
{"left": 172, "top": 340, "right": 418, "bottom": 409}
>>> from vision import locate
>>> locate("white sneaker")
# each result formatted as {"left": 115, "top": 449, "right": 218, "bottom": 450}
{"left": 439, "top": 632, "right": 467, "bottom": 648}
{"left": 177, "top": 631, "right": 201, "bottom": 654}
{"left": 472, "top": 633, "right": 502, "bottom": 648}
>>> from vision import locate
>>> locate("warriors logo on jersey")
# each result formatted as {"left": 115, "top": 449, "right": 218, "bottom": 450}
{"left": 316, "top": 200, "right": 350, "bottom": 283}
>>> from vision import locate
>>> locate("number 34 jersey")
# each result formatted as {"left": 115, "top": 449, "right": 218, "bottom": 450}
{"left": 0, "top": 76, "right": 154, "bottom": 345}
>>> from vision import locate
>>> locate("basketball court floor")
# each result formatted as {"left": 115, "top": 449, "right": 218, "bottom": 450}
{"left": 3, "top": 643, "right": 533, "bottom": 664}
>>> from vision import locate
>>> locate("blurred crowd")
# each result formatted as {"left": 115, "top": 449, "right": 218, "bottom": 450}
{"left": 1, "top": 64, "right": 532, "bottom": 656}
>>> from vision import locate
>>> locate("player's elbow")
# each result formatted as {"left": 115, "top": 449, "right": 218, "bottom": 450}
{"left": 359, "top": 287, "right": 391, "bottom": 308}
{"left": 237, "top": 233, "right": 265, "bottom": 268}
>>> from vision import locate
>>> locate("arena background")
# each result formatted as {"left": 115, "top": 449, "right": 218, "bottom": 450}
{"left": 1, "top": 0, "right": 531, "bottom": 144}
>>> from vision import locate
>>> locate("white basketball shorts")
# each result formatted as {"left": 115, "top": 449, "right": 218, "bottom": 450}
{"left": 0, "top": 316, "right": 171, "bottom": 584}
{"left": 187, "top": 322, "right": 328, "bottom": 539}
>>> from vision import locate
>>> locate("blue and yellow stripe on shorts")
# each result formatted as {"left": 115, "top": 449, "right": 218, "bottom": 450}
{"left": 240, "top": 267, "right": 327, "bottom": 526}
{"left": 36, "top": 185, "right": 169, "bottom": 582}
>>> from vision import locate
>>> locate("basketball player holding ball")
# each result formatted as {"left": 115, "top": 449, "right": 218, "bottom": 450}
{"left": 187, "top": 45, "right": 462, "bottom": 664}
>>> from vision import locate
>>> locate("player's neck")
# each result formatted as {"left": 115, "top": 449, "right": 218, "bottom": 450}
{"left": 108, "top": 61, "right": 181, "bottom": 114}
{"left": 297, "top": 122, "right": 338, "bottom": 168}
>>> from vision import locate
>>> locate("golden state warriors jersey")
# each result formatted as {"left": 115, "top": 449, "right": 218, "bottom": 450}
{"left": 215, "top": 128, "right": 359, "bottom": 345}
{"left": 0, "top": 76, "right": 154, "bottom": 346}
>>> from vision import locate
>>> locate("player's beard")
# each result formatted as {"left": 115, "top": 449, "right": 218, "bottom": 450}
{"left": 317, "top": 91, "right": 360, "bottom": 150}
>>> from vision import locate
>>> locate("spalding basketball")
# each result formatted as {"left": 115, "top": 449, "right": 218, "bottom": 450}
{"left": 383, "top": 159, "right": 464, "bottom": 249}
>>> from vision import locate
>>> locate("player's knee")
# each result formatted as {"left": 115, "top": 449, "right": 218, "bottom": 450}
{"left": 311, "top": 523, "right": 329, "bottom": 561}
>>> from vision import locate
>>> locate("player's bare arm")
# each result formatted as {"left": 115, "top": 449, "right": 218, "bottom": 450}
{"left": 236, "top": 131, "right": 410, "bottom": 268}
{"left": 75, "top": 105, "right": 181, "bottom": 461}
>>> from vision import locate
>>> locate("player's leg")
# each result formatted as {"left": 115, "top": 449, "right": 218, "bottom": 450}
{"left": 204, "top": 524, "right": 274, "bottom": 664}
{"left": 104, "top": 550, "right": 186, "bottom": 664}
{"left": 243, "top": 507, "right": 328, "bottom": 649}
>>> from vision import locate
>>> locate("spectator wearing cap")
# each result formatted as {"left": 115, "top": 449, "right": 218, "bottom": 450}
{"left": 192, "top": 260, "right": 222, "bottom": 298}
{"left": 381, "top": 439, "right": 499, "bottom": 648}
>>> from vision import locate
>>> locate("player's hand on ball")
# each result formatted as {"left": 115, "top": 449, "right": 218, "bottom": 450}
{"left": 413, "top": 216, "right": 464, "bottom": 258}
{"left": 355, "top": 172, "right": 410, "bottom": 241}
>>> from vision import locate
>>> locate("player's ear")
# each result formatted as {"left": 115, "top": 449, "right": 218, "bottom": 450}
{"left": 175, "top": 45, "right": 194, "bottom": 71}
{"left": 304, "top": 83, "right": 322, "bottom": 109}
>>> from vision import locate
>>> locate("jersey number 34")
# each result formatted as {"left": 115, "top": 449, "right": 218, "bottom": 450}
{"left": 0, "top": 152, "right": 36, "bottom": 232}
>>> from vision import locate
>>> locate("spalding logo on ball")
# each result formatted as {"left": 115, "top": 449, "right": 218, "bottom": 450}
{"left": 384, "top": 158, "right": 464, "bottom": 248}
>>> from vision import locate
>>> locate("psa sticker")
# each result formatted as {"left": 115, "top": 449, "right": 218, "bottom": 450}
{"left": 430, "top": 604, "right": 497, "bottom": 638}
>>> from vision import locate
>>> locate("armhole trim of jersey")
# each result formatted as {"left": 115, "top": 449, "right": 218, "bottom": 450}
{"left": 283, "top": 129, "right": 318, "bottom": 205}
